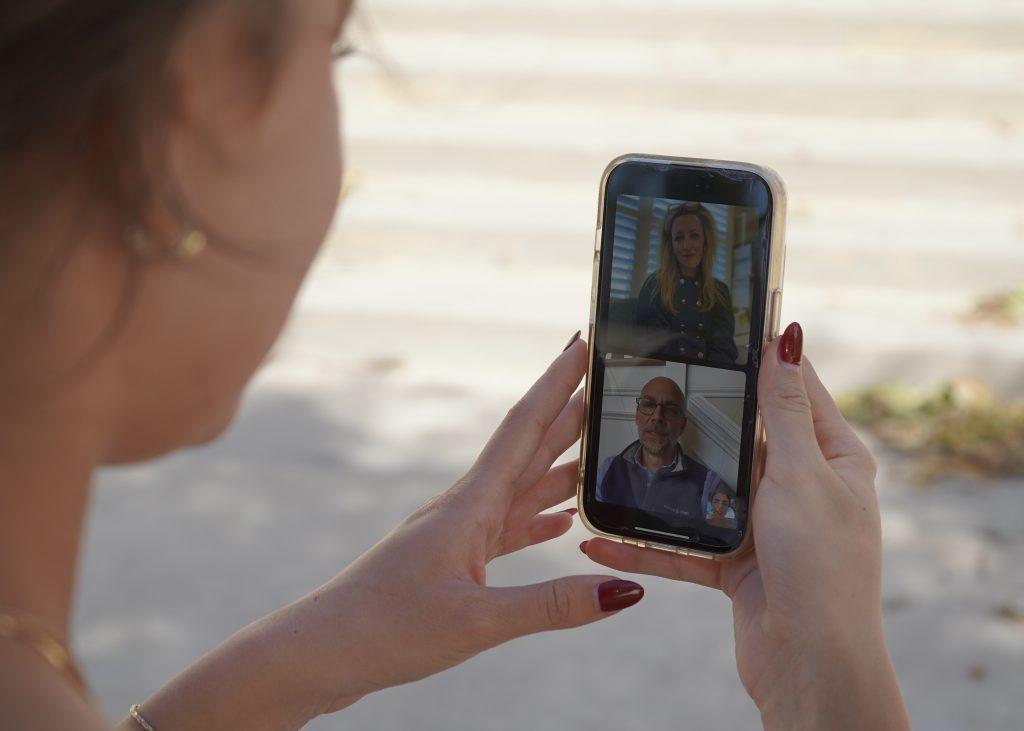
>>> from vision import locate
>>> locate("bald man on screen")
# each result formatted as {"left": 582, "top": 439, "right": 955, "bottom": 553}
{"left": 596, "top": 376, "right": 724, "bottom": 525}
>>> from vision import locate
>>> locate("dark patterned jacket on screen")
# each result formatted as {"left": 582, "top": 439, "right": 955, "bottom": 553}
{"left": 634, "top": 272, "right": 738, "bottom": 364}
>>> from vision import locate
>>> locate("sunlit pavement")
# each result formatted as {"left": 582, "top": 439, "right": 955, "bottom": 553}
{"left": 78, "top": 1, "right": 1024, "bottom": 729}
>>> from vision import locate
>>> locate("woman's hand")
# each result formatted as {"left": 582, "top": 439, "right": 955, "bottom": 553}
{"left": 581, "top": 323, "right": 910, "bottom": 731}
{"left": 297, "top": 334, "right": 642, "bottom": 712}
{"left": 127, "top": 335, "right": 642, "bottom": 731}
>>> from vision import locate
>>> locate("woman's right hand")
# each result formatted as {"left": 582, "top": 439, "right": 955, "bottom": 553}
{"left": 582, "top": 323, "right": 911, "bottom": 730}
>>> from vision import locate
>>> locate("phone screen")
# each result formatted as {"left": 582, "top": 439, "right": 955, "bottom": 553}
{"left": 582, "top": 159, "right": 779, "bottom": 554}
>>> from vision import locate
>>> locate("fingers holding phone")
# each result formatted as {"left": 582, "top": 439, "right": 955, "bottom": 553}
{"left": 582, "top": 322, "right": 908, "bottom": 729}
{"left": 300, "top": 337, "right": 644, "bottom": 712}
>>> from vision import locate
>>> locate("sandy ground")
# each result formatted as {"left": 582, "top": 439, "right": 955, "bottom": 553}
{"left": 76, "top": 0, "right": 1023, "bottom": 728}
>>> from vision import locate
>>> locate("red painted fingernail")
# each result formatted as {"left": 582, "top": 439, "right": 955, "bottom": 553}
{"left": 779, "top": 322, "right": 803, "bottom": 366}
{"left": 562, "top": 330, "right": 581, "bottom": 352}
{"left": 562, "top": 508, "right": 578, "bottom": 517}
{"left": 579, "top": 540, "right": 588, "bottom": 555}
{"left": 597, "top": 579, "right": 644, "bottom": 612}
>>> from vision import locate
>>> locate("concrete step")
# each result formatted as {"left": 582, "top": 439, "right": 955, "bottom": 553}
{"left": 367, "top": 0, "right": 1024, "bottom": 25}
{"left": 367, "top": 3, "right": 1024, "bottom": 49}
{"left": 287, "top": 260, "right": 1024, "bottom": 396}
{"left": 340, "top": 21, "right": 1023, "bottom": 95}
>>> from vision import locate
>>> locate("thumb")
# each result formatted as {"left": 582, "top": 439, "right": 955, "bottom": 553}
{"left": 486, "top": 575, "right": 644, "bottom": 640}
{"left": 758, "top": 322, "right": 820, "bottom": 464}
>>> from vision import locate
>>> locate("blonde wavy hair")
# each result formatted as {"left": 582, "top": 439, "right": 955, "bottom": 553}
{"left": 655, "top": 202, "right": 721, "bottom": 315}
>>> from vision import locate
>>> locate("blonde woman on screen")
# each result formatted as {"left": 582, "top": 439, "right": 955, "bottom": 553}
{"left": 635, "top": 202, "right": 739, "bottom": 364}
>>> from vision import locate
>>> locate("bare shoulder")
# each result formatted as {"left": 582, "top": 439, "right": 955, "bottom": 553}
{"left": 0, "top": 643, "right": 110, "bottom": 731}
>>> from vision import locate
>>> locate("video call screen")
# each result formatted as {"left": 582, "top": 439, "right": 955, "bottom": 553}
{"left": 584, "top": 185, "right": 773, "bottom": 553}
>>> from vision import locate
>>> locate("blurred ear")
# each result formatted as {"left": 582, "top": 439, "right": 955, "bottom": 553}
{"left": 165, "top": 3, "right": 276, "bottom": 165}
{"left": 137, "top": 1, "right": 340, "bottom": 257}
{"left": 123, "top": 2, "right": 279, "bottom": 250}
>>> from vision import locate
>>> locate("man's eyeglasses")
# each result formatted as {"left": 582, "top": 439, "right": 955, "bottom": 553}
{"left": 635, "top": 396, "right": 683, "bottom": 419}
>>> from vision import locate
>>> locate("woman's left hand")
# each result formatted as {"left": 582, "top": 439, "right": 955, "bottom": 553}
{"left": 123, "top": 336, "right": 642, "bottom": 731}
{"left": 298, "top": 335, "right": 642, "bottom": 713}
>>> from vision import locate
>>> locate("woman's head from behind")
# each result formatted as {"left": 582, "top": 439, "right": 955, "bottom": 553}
{"left": 0, "top": 0, "right": 352, "bottom": 462}
{"left": 655, "top": 202, "right": 718, "bottom": 314}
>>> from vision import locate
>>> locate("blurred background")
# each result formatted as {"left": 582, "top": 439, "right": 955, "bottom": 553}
{"left": 78, "top": 0, "right": 1023, "bottom": 728}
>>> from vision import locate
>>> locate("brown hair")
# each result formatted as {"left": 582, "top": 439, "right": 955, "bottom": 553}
{"left": 0, "top": 1, "right": 286, "bottom": 240}
{"left": 654, "top": 202, "right": 721, "bottom": 315}
{"left": 0, "top": 1, "right": 290, "bottom": 390}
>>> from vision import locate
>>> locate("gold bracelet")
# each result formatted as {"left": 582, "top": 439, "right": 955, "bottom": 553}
{"left": 129, "top": 704, "right": 157, "bottom": 731}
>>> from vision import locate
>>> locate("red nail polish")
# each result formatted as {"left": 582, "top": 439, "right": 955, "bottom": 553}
{"left": 562, "top": 330, "right": 581, "bottom": 352}
{"left": 579, "top": 541, "right": 588, "bottom": 555}
{"left": 597, "top": 579, "right": 644, "bottom": 612}
{"left": 779, "top": 322, "right": 803, "bottom": 366}
{"left": 562, "top": 508, "right": 578, "bottom": 517}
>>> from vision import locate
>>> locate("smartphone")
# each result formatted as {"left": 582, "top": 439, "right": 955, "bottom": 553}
{"left": 577, "top": 154, "right": 786, "bottom": 559}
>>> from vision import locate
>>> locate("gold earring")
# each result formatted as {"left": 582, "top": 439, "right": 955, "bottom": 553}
{"left": 174, "top": 229, "right": 208, "bottom": 261}
{"left": 127, "top": 225, "right": 207, "bottom": 262}
{"left": 127, "top": 225, "right": 157, "bottom": 260}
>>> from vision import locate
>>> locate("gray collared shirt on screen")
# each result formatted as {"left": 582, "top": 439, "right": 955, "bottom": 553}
{"left": 596, "top": 441, "right": 725, "bottom": 521}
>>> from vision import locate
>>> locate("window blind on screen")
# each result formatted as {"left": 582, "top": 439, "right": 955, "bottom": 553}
{"left": 707, "top": 204, "right": 730, "bottom": 282}
{"left": 611, "top": 196, "right": 640, "bottom": 300}
{"left": 646, "top": 198, "right": 672, "bottom": 275}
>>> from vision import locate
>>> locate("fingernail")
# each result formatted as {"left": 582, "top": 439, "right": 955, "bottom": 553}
{"left": 597, "top": 579, "right": 644, "bottom": 612}
{"left": 561, "top": 508, "right": 578, "bottom": 517}
{"left": 779, "top": 322, "right": 803, "bottom": 366}
{"left": 562, "top": 330, "right": 581, "bottom": 352}
{"left": 579, "top": 540, "right": 588, "bottom": 555}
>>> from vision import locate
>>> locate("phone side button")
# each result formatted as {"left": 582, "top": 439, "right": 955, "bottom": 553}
{"left": 624, "top": 538, "right": 646, "bottom": 549}
{"left": 768, "top": 287, "right": 783, "bottom": 336}
{"left": 646, "top": 541, "right": 680, "bottom": 554}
